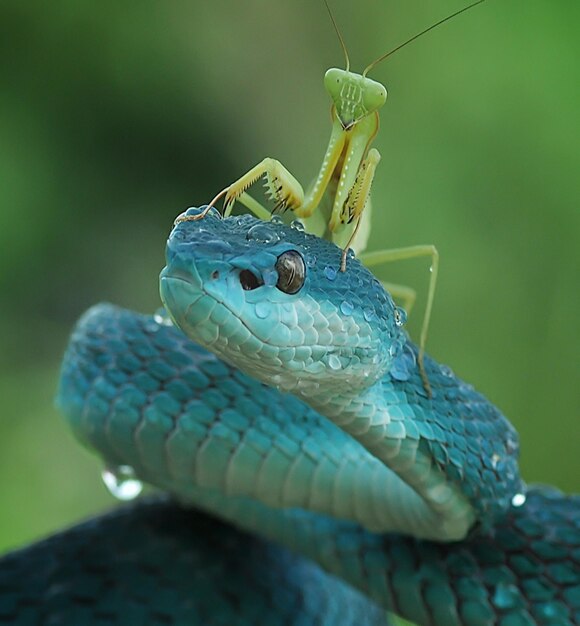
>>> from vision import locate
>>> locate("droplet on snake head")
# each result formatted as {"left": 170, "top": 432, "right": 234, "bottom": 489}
{"left": 305, "top": 253, "right": 317, "bottom": 267}
{"left": 255, "top": 301, "right": 272, "bottom": 319}
{"left": 246, "top": 223, "right": 280, "bottom": 243}
{"left": 323, "top": 265, "right": 337, "bottom": 281}
{"left": 290, "top": 219, "right": 305, "bottom": 232}
{"left": 394, "top": 307, "right": 407, "bottom": 327}
{"left": 270, "top": 215, "right": 284, "bottom": 225}
{"left": 491, "top": 453, "right": 501, "bottom": 469}
{"left": 440, "top": 364, "right": 454, "bottom": 378}
{"left": 363, "top": 307, "right": 376, "bottom": 322}
{"left": 511, "top": 492, "right": 526, "bottom": 508}
{"left": 340, "top": 301, "right": 354, "bottom": 316}
{"left": 101, "top": 465, "right": 143, "bottom": 501}
{"left": 328, "top": 354, "right": 341, "bottom": 370}
{"left": 346, "top": 248, "right": 355, "bottom": 260}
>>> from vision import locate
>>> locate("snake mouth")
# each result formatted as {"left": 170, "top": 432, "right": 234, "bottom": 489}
{"left": 160, "top": 263, "right": 375, "bottom": 397}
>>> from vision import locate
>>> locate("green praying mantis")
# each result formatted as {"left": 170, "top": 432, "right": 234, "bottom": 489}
{"left": 179, "top": 0, "right": 486, "bottom": 392}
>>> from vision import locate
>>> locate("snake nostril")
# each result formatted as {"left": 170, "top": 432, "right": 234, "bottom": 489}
{"left": 211, "top": 270, "right": 219, "bottom": 280}
{"left": 239, "top": 269, "right": 263, "bottom": 291}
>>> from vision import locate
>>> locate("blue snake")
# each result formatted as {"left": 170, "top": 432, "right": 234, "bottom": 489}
{"left": 2, "top": 208, "right": 578, "bottom": 625}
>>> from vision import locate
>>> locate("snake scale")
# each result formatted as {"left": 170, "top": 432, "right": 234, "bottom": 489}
{"left": 1, "top": 207, "right": 578, "bottom": 625}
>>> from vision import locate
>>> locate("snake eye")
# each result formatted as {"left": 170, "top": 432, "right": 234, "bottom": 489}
{"left": 275, "top": 250, "right": 305, "bottom": 295}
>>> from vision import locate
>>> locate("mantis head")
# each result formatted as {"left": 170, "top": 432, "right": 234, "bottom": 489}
{"left": 324, "top": 68, "right": 387, "bottom": 130}
{"left": 322, "top": 0, "right": 486, "bottom": 129}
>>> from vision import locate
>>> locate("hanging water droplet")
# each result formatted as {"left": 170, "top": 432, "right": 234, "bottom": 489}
{"left": 340, "top": 301, "right": 354, "bottom": 316}
{"left": 290, "top": 219, "right": 305, "bottom": 232}
{"left": 328, "top": 354, "right": 341, "bottom": 370}
{"left": 394, "top": 307, "right": 408, "bottom": 327}
{"left": 246, "top": 223, "right": 280, "bottom": 243}
{"left": 255, "top": 301, "right": 271, "bottom": 319}
{"left": 102, "top": 465, "right": 143, "bottom": 501}
{"left": 323, "top": 265, "right": 337, "bottom": 281}
{"left": 270, "top": 215, "right": 284, "bottom": 225}
{"left": 511, "top": 493, "right": 526, "bottom": 507}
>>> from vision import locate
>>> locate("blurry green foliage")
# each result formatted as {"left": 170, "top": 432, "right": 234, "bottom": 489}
{"left": 0, "top": 0, "right": 578, "bottom": 608}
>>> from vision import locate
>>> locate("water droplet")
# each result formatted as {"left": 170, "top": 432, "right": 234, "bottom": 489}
{"left": 346, "top": 248, "right": 355, "bottom": 260}
{"left": 102, "top": 465, "right": 143, "bottom": 501}
{"left": 153, "top": 309, "right": 174, "bottom": 326}
{"left": 440, "top": 364, "right": 454, "bottom": 377}
{"left": 340, "top": 301, "right": 354, "bottom": 316}
{"left": 290, "top": 219, "right": 305, "bottom": 232}
{"left": 328, "top": 354, "right": 341, "bottom": 370}
{"left": 491, "top": 453, "right": 501, "bottom": 469}
{"left": 305, "top": 254, "right": 317, "bottom": 267}
{"left": 511, "top": 493, "right": 526, "bottom": 507}
{"left": 363, "top": 307, "right": 376, "bottom": 322}
{"left": 246, "top": 223, "right": 280, "bottom": 243}
{"left": 394, "top": 307, "right": 407, "bottom": 327}
{"left": 323, "top": 265, "right": 337, "bottom": 281}
{"left": 255, "top": 301, "right": 271, "bottom": 319}
{"left": 270, "top": 215, "right": 284, "bottom": 225}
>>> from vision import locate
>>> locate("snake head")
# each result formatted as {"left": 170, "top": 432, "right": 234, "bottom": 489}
{"left": 160, "top": 207, "right": 405, "bottom": 398}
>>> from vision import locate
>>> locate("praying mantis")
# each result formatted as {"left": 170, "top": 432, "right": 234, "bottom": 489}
{"left": 179, "top": 0, "right": 486, "bottom": 392}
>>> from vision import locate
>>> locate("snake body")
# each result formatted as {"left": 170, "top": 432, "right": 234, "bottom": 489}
{"left": 2, "top": 208, "right": 578, "bottom": 625}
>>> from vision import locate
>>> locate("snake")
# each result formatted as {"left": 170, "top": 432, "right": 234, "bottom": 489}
{"left": 1, "top": 207, "right": 578, "bottom": 625}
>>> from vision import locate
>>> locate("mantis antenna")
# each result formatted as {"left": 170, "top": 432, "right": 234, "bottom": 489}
{"left": 363, "top": 0, "right": 487, "bottom": 77}
{"left": 323, "top": 0, "right": 350, "bottom": 72}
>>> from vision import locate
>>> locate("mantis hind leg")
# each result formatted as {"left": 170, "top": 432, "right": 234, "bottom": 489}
{"left": 380, "top": 282, "right": 417, "bottom": 316}
{"left": 359, "top": 245, "right": 439, "bottom": 396}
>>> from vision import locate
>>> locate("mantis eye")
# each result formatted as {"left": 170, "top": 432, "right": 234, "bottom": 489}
{"left": 275, "top": 251, "right": 305, "bottom": 295}
{"left": 324, "top": 68, "right": 347, "bottom": 99}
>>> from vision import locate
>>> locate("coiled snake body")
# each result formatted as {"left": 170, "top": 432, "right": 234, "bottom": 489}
{"left": 2, "top": 208, "right": 578, "bottom": 625}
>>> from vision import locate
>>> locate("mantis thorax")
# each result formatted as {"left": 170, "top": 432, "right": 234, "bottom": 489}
{"left": 324, "top": 68, "right": 387, "bottom": 130}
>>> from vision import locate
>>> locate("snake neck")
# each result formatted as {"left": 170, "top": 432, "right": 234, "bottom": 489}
{"left": 292, "top": 359, "right": 477, "bottom": 542}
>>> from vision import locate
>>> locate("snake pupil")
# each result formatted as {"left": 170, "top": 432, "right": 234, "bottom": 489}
{"left": 275, "top": 250, "right": 305, "bottom": 295}
{"left": 239, "top": 269, "right": 263, "bottom": 291}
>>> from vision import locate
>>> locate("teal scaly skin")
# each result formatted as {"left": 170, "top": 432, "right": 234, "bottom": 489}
{"left": 3, "top": 208, "right": 577, "bottom": 625}
{"left": 57, "top": 303, "right": 578, "bottom": 626}
{"left": 160, "top": 208, "right": 523, "bottom": 541}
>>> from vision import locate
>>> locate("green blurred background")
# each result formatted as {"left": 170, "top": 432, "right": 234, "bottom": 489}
{"left": 0, "top": 0, "right": 578, "bottom": 578}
